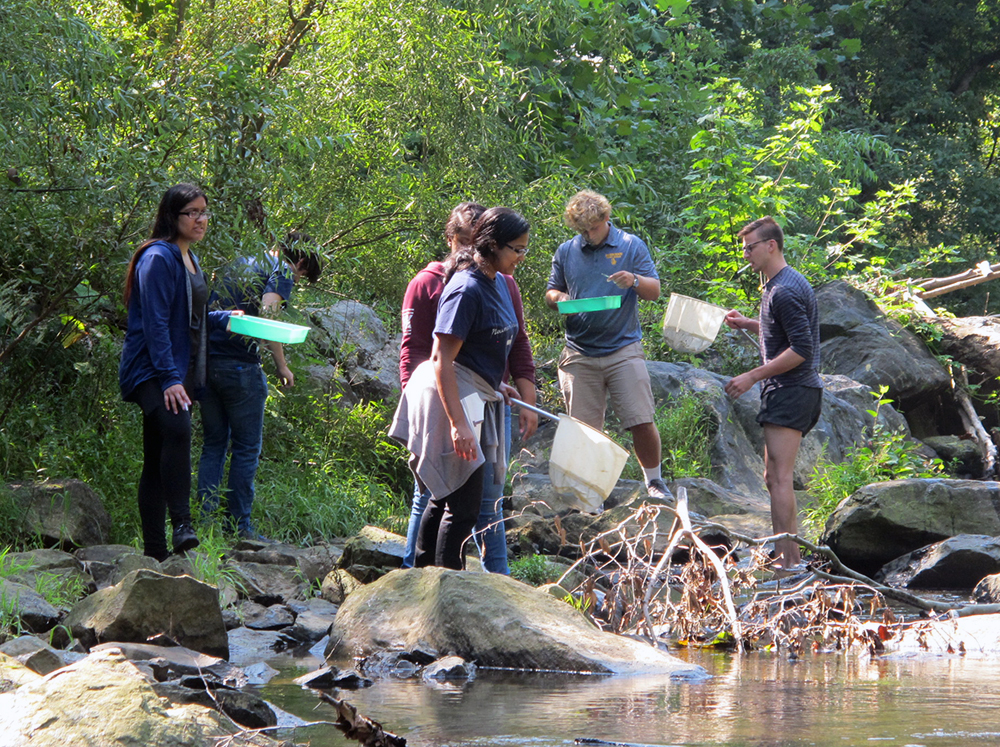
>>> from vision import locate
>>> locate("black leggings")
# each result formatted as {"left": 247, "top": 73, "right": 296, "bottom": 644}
{"left": 132, "top": 378, "right": 193, "bottom": 560}
{"left": 415, "top": 465, "right": 485, "bottom": 570}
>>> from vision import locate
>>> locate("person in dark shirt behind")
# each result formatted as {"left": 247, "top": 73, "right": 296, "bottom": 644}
{"left": 197, "top": 233, "right": 322, "bottom": 542}
{"left": 723, "top": 216, "right": 822, "bottom": 571}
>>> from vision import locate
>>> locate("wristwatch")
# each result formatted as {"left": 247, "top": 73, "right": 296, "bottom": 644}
{"left": 632, "top": 273, "right": 640, "bottom": 289}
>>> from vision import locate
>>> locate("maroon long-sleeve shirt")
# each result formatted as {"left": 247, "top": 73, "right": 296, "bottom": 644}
{"left": 399, "top": 260, "right": 535, "bottom": 390}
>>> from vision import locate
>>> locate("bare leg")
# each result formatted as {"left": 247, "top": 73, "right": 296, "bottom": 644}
{"left": 762, "top": 423, "right": 803, "bottom": 568}
{"left": 628, "top": 421, "right": 662, "bottom": 469}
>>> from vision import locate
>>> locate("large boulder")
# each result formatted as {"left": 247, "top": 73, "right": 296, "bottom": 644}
{"left": 0, "top": 648, "right": 278, "bottom": 747}
{"left": 645, "top": 362, "right": 908, "bottom": 494}
{"left": 326, "top": 567, "right": 706, "bottom": 678}
{"left": 877, "top": 535, "right": 1000, "bottom": 590}
{"left": 62, "top": 569, "right": 228, "bottom": 659}
{"left": 815, "top": 281, "right": 952, "bottom": 433}
{"left": 5, "top": 478, "right": 112, "bottom": 548}
{"left": 307, "top": 300, "right": 400, "bottom": 400}
{"left": 822, "top": 479, "right": 1000, "bottom": 576}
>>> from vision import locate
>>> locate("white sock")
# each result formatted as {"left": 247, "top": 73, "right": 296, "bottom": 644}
{"left": 642, "top": 466, "right": 662, "bottom": 484}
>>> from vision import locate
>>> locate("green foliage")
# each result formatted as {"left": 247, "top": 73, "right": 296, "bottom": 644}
{"left": 804, "top": 387, "right": 943, "bottom": 537}
{"left": 509, "top": 554, "right": 552, "bottom": 586}
{"left": 32, "top": 571, "right": 88, "bottom": 609}
{"left": 621, "top": 394, "right": 715, "bottom": 481}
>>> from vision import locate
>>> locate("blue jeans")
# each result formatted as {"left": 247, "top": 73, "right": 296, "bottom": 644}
{"left": 197, "top": 358, "right": 268, "bottom": 534}
{"left": 403, "top": 403, "right": 511, "bottom": 574}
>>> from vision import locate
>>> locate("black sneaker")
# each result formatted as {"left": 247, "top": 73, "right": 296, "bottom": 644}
{"left": 172, "top": 523, "right": 200, "bottom": 554}
{"left": 646, "top": 478, "right": 674, "bottom": 502}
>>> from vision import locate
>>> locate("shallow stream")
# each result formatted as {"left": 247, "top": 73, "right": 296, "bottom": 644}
{"left": 254, "top": 647, "right": 1000, "bottom": 747}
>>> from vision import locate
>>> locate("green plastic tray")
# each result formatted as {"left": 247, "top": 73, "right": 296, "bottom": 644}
{"left": 229, "top": 315, "right": 310, "bottom": 343}
{"left": 556, "top": 295, "right": 623, "bottom": 314}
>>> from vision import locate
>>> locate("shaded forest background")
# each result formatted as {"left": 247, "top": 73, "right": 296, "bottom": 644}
{"left": 2, "top": 0, "right": 999, "bottom": 545}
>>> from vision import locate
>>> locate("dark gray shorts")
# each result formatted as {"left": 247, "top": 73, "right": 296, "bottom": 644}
{"left": 758, "top": 386, "right": 822, "bottom": 435}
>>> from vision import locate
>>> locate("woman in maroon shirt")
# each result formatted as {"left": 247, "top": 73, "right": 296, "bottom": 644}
{"left": 399, "top": 203, "right": 537, "bottom": 572}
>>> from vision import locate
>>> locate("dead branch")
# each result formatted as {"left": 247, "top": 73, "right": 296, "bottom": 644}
{"left": 317, "top": 691, "right": 406, "bottom": 747}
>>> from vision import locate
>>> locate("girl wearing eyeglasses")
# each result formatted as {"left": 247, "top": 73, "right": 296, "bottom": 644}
{"left": 119, "top": 183, "right": 238, "bottom": 561}
{"left": 392, "top": 207, "right": 536, "bottom": 570}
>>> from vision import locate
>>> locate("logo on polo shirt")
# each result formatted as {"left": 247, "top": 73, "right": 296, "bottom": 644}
{"left": 605, "top": 252, "right": 623, "bottom": 265}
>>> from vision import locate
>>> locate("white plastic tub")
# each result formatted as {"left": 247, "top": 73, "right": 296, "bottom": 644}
{"left": 662, "top": 293, "right": 729, "bottom": 354}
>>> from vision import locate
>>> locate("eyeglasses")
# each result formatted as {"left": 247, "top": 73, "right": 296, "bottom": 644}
{"left": 179, "top": 210, "right": 212, "bottom": 220}
{"left": 742, "top": 238, "right": 769, "bottom": 252}
{"left": 504, "top": 243, "right": 529, "bottom": 256}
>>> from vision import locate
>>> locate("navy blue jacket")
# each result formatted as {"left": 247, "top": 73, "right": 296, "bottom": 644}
{"left": 119, "top": 240, "right": 230, "bottom": 400}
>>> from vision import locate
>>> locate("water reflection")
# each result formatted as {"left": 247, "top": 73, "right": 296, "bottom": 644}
{"left": 255, "top": 649, "right": 1000, "bottom": 747}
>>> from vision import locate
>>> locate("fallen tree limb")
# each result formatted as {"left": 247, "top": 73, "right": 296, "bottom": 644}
{"left": 317, "top": 692, "right": 406, "bottom": 747}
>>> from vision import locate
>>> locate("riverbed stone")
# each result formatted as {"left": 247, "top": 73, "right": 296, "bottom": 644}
{"left": 63, "top": 569, "right": 228, "bottom": 659}
{"left": 283, "top": 609, "right": 335, "bottom": 644}
{"left": 921, "top": 435, "right": 984, "bottom": 477}
{"left": 321, "top": 568, "right": 365, "bottom": 604}
{"left": 0, "top": 636, "right": 67, "bottom": 675}
{"left": 0, "top": 579, "right": 62, "bottom": 633}
{"left": 228, "top": 560, "right": 307, "bottom": 604}
{"left": 90, "top": 641, "right": 246, "bottom": 687}
{"left": 877, "top": 534, "right": 1000, "bottom": 590}
{"left": 227, "top": 627, "right": 286, "bottom": 667}
{"left": 152, "top": 679, "right": 277, "bottom": 730}
{"left": 241, "top": 601, "right": 295, "bottom": 630}
{"left": 822, "top": 479, "right": 1000, "bottom": 575}
{"left": 3, "top": 548, "right": 94, "bottom": 598}
{"left": 338, "top": 525, "right": 405, "bottom": 568}
{"left": 0, "top": 648, "right": 279, "bottom": 746}
{"left": 5, "top": 478, "right": 113, "bottom": 549}
{"left": 423, "top": 655, "right": 476, "bottom": 681}
{"left": 326, "top": 567, "right": 706, "bottom": 677}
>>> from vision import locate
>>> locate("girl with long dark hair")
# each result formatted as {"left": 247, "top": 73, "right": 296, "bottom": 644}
{"left": 391, "top": 207, "right": 531, "bottom": 569}
{"left": 119, "top": 183, "right": 238, "bottom": 561}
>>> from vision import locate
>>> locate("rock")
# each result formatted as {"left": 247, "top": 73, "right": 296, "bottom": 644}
{"left": 226, "top": 627, "right": 286, "bottom": 667}
{"left": 63, "top": 569, "right": 229, "bottom": 659}
{"left": 645, "top": 362, "right": 909, "bottom": 498}
{"left": 307, "top": 300, "right": 401, "bottom": 400}
{"left": 229, "top": 542, "right": 343, "bottom": 586}
{"left": 509, "top": 473, "right": 644, "bottom": 516}
{"left": 227, "top": 561, "right": 308, "bottom": 605}
{"left": 921, "top": 435, "right": 982, "bottom": 477}
{"left": 239, "top": 601, "right": 295, "bottom": 630}
{"left": 877, "top": 535, "right": 1000, "bottom": 590}
{"left": 822, "top": 479, "right": 1000, "bottom": 575}
{"left": 321, "top": 568, "right": 365, "bottom": 604}
{"left": 74, "top": 544, "right": 139, "bottom": 564}
{"left": 816, "top": 281, "right": 952, "bottom": 419}
{"left": 326, "top": 567, "right": 706, "bottom": 677}
{"left": 243, "top": 661, "right": 279, "bottom": 685}
{"left": 973, "top": 574, "right": 1000, "bottom": 603}
{"left": 108, "top": 553, "right": 163, "bottom": 586}
{"left": 0, "top": 636, "right": 66, "bottom": 675}
{"left": 5, "top": 478, "right": 113, "bottom": 548}
{"left": 151, "top": 679, "right": 277, "bottom": 730}
{"left": 423, "top": 655, "right": 475, "bottom": 681}
{"left": 673, "top": 477, "right": 770, "bottom": 518}
{"left": 0, "top": 579, "right": 62, "bottom": 633}
{"left": 0, "top": 652, "right": 42, "bottom": 692}
{"left": 0, "top": 648, "right": 278, "bottom": 746}
{"left": 4, "top": 548, "right": 95, "bottom": 598}
{"left": 339, "top": 525, "right": 405, "bottom": 568}
{"left": 283, "top": 609, "right": 335, "bottom": 644}
{"left": 358, "top": 649, "right": 436, "bottom": 679}
{"left": 90, "top": 642, "right": 246, "bottom": 687}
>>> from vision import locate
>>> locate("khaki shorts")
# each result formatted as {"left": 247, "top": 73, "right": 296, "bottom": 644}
{"left": 557, "top": 342, "right": 656, "bottom": 430}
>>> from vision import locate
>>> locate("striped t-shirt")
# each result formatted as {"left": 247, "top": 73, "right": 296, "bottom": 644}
{"left": 759, "top": 266, "right": 822, "bottom": 395}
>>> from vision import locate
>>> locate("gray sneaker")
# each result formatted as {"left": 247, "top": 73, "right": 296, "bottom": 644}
{"left": 646, "top": 478, "right": 674, "bottom": 501}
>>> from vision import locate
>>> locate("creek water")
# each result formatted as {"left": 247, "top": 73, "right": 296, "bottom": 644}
{"left": 253, "top": 647, "right": 1000, "bottom": 746}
